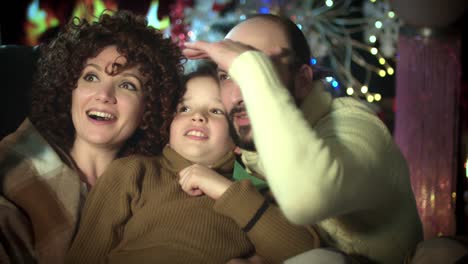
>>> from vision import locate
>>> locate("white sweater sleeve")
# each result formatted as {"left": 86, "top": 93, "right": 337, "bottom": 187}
{"left": 229, "top": 51, "right": 396, "bottom": 225}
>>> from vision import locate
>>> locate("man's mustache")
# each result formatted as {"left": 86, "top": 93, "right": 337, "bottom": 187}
{"left": 228, "top": 105, "right": 247, "bottom": 120}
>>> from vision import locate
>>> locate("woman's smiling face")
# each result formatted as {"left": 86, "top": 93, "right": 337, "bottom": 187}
{"left": 71, "top": 45, "right": 146, "bottom": 151}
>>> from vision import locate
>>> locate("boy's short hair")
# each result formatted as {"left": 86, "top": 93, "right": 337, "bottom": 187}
{"left": 178, "top": 60, "right": 219, "bottom": 101}
{"left": 182, "top": 60, "right": 218, "bottom": 86}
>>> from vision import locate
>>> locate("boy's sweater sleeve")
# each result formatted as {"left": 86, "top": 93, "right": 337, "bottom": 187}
{"left": 66, "top": 157, "right": 147, "bottom": 264}
{"left": 214, "top": 180, "right": 319, "bottom": 263}
{"left": 229, "top": 51, "right": 394, "bottom": 225}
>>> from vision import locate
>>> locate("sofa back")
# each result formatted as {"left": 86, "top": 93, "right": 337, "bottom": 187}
{"left": 0, "top": 45, "right": 39, "bottom": 139}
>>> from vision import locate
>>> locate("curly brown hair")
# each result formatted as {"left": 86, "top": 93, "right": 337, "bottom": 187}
{"left": 30, "top": 10, "right": 185, "bottom": 157}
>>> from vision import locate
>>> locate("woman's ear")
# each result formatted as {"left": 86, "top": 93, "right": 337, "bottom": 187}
{"left": 293, "top": 64, "right": 314, "bottom": 103}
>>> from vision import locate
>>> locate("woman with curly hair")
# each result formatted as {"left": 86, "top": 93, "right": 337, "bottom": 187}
{"left": 0, "top": 10, "right": 184, "bottom": 264}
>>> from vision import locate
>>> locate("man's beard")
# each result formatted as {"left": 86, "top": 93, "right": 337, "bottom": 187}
{"left": 228, "top": 106, "right": 256, "bottom": 151}
{"left": 226, "top": 70, "right": 297, "bottom": 152}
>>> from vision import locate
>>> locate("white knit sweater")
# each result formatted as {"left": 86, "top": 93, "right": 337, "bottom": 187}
{"left": 229, "top": 51, "right": 423, "bottom": 263}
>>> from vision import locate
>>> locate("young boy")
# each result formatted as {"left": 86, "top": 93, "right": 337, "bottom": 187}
{"left": 66, "top": 66, "right": 319, "bottom": 264}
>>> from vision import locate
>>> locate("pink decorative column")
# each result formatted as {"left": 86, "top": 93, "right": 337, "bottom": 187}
{"left": 391, "top": 0, "right": 467, "bottom": 239}
{"left": 394, "top": 30, "right": 462, "bottom": 238}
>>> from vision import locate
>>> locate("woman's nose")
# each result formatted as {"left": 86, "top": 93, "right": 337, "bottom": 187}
{"left": 95, "top": 83, "right": 116, "bottom": 104}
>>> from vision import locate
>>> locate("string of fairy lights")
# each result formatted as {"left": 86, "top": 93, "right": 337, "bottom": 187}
{"left": 24, "top": 0, "right": 400, "bottom": 103}
{"left": 182, "top": 0, "right": 400, "bottom": 103}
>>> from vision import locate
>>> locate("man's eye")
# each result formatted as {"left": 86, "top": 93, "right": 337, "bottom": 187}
{"left": 218, "top": 73, "right": 231, "bottom": 81}
{"left": 83, "top": 73, "right": 98, "bottom": 82}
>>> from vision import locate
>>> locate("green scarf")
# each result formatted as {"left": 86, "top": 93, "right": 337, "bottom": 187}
{"left": 233, "top": 160, "right": 268, "bottom": 191}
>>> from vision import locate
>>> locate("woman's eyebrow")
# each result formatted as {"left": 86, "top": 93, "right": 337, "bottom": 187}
{"left": 121, "top": 72, "right": 143, "bottom": 86}
{"left": 84, "top": 63, "right": 102, "bottom": 71}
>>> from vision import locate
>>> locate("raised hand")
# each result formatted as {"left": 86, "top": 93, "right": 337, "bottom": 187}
{"left": 183, "top": 40, "right": 256, "bottom": 71}
{"left": 178, "top": 164, "right": 233, "bottom": 200}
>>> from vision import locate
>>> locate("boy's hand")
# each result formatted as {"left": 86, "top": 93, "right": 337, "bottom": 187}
{"left": 179, "top": 164, "right": 233, "bottom": 200}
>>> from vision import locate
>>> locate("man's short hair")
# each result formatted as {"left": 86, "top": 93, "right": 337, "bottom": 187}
{"left": 245, "top": 14, "right": 330, "bottom": 80}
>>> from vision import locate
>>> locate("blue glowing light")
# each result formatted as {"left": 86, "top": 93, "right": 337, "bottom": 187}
{"left": 310, "top": 58, "right": 317, "bottom": 65}
{"left": 258, "top": 7, "right": 270, "bottom": 14}
{"left": 331, "top": 80, "right": 339, "bottom": 88}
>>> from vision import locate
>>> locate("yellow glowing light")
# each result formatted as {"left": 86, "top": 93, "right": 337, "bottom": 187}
{"left": 369, "top": 35, "right": 377, "bottom": 43}
{"left": 367, "top": 94, "right": 374, "bottom": 102}
{"left": 378, "top": 58, "right": 386, "bottom": 65}
{"left": 370, "top": 47, "right": 378, "bottom": 55}
{"left": 71, "top": 0, "right": 117, "bottom": 22}
{"left": 374, "top": 20, "right": 383, "bottom": 29}
{"left": 25, "top": 0, "right": 60, "bottom": 45}
{"left": 388, "top": 11, "right": 395, "bottom": 18}
{"left": 147, "top": 0, "right": 170, "bottom": 29}
{"left": 370, "top": 0, "right": 377, "bottom": 2}
{"left": 430, "top": 193, "right": 435, "bottom": 202}
{"left": 93, "top": 0, "right": 107, "bottom": 19}
{"left": 325, "top": 0, "right": 334, "bottom": 7}
{"left": 72, "top": 1, "right": 87, "bottom": 20}
{"left": 374, "top": 93, "right": 382, "bottom": 101}
{"left": 387, "top": 67, "right": 394, "bottom": 75}
{"left": 378, "top": 70, "right": 386, "bottom": 77}
{"left": 346, "top": 87, "right": 354, "bottom": 95}
{"left": 361, "top": 85, "right": 368, "bottom": 94}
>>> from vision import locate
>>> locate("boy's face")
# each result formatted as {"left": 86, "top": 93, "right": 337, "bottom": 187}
{"left": 169, "top": 76, "right": 234, "bottom": 166}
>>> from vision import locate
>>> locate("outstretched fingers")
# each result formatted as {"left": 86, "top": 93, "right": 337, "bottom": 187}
{"left": 183, "top": 39, "right": 257, "bottom": 71}
{"left": 182, "top": 41, "right": 211, "bottom": 59}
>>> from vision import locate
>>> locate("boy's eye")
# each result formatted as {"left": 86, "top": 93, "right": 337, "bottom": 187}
{"left": 177, "top": 105, "right": 190, "bottom": 113}
{"left": 119, "top": 81, "right": 137, "bottom": 91}
{"left": 83, "top": 73, "right": 98, "bottom": 82}
{"left": 211, "top": 108, "right": 224, "bottom": 115}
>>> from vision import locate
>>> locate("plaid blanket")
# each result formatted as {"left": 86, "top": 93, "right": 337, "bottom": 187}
{"left": 0, "top": 119, "right": 86, "bottom": 264}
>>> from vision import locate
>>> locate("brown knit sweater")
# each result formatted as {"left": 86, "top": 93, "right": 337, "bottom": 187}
{"left": 66, "top": 146, "right": 319, "bottom": 264}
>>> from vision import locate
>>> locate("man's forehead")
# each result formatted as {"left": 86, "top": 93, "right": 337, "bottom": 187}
{"left": 225, "top": 19, "right": 289, "bottom": 52}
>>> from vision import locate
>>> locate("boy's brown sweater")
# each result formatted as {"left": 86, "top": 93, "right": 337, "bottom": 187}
{"left": 66, "top": 146, "right": 319, "bottom": 264}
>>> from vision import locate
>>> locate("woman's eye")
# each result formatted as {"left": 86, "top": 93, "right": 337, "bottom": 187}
{"left": 120, "top": 82, "right": 137, "bottom": 91}
{"left": 83, "top": 73, "right": 98, "bottom": 82}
